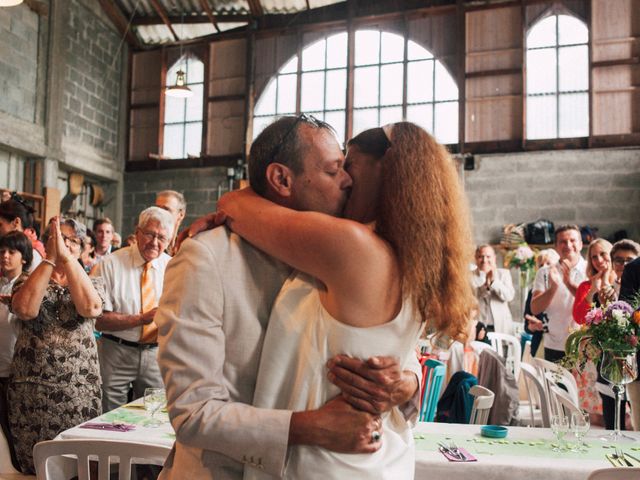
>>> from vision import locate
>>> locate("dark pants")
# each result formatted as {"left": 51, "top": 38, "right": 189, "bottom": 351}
{"left": 544, "top": 348, "right": 565, "bottom": 363}
{"left": 0, "top": 377, "right": 19, "bottom": 470}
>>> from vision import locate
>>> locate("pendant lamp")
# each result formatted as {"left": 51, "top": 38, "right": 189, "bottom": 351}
{"left": 165, "top": 10, "right": 192, "bottom": 99}
{"left": 0, "top": 0, "right": 24, "bottom": 6}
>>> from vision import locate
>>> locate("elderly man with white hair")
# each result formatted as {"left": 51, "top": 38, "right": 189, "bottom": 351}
{"left": 92, "top": 206, "right": 174, "bottom": 412}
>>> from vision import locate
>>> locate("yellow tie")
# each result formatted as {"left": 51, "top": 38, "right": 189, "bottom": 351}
{"left": 139, "top": 262, "right": 158, "bottom": 343}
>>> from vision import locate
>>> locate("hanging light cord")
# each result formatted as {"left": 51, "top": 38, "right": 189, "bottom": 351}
{"left": 110, "top": 0, "right": 142, "bottom": 70}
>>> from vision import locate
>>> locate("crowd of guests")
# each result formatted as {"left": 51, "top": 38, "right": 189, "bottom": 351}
{"left": 0, "top": 190, "right": 186, "bottom": 473}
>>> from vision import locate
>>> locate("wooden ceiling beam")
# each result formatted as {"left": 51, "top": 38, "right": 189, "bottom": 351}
{"left": 148, "top": 0, "right": 179, "bottom": 41}
{"left": 98, "top": 0, "right": 140, "bottom": 49}
{"left": 199, "top": 0, "right": 221, "bottom": 33}
{"left": 247, "top": 0, "right": 264, "bottom": 18}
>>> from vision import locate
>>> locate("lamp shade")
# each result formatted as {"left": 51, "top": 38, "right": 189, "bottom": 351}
{"left": 165, "top": 69, "right": 192, "bottom": 98}
{"left": 0, "top": 0, "right": 24, "bottom": 6}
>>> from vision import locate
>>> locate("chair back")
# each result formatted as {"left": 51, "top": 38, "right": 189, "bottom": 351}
{"left": 33, "top": 439, "right": 171, "bottom": 480}
{"left": 487, "top": 332, "right": 522, "bottom": 378}
{"left": 587, "top": 467, "right": 640, "bottom": 480}
{"left": 468, "top": 385, "right": 495, "bottom": 425}
{"left": 532, "top": 357, "right": 579, "bottom": 418}
{"left": 549, "top": 383, "right": 582, "bottom": 420}
{"left": 519, "top": 362, "right": 550, "bottom": 427}
{"left": 419, "top": 359, "right": 446, "bottom": 422}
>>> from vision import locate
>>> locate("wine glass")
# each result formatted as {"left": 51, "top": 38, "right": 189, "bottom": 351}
{"left": 600, "top": 350, "right": 638, "bottom": 442}
{"left": 550, "top": 414, "right": 569, "bottom": 452}
{"left": 144, "top": 388, "right": 166, "bottom": 427}
{"left": 570, "top": 411, "right": 590, "bottom": 452}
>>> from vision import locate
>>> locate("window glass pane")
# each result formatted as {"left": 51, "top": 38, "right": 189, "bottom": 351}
{"left": 406, "top": 104, "right": 433, "bottom": 134}
{"left": 254, "top": 78, "right": 276, "bottom": 116}
{"left": 163, "top": 124, "right": 184, "bottom": 159}
{"left": 280, "top": 56, "right": 298, "bottom": 74}
{"left": 526, "top": 48, "right": 557, "bottom": 94}
{"left": 355, "top": 30, "right": 380, "bottom": 66}
{"left": 407, "top": 40, "right": 433, "bottom": 61}
{"left": 187, "top": 56, "right": 204, "bottom": 83}
{"left": 164, "top": 95, "right": 185, "bottom": 124}
{"left": 558, "top": 15, "right": 588, "bottom": 46}
{"left": 324, "top": 110, "right": 346, "bottom": 145}
{"left": 526, "top": 94, "right": 557, "bottom": 139}
{"left": 277, "top": 74, "right": 297, "bottom": 114}
{"left": 326, "top": 32, "right": 348, "bottom": 69}
{"left": 185, "top": 84, "right": 203, "bottom": 122}
{"left": 184, "top": 122, "right": 203, "bottom": 158}
{"left": 434, "top": 101, "right": 458, "bottom": 144}
{"left": 558, "top": 45, "right": 588, "bottom": 92}
{"left": 301, "top": 71, "right": 325, "bottom": 111}
{"left": 407, "top": 60, "right": 433, "bottom": 103}
{"left": 354, "top": 66, "right": 380, "bottom": 108}
{"left": 435, "top": 62, "right": 458, "bottom": 101}
{"left": 380, "top": 106, "right": 403, "bottom": 126}
{"left": 302, "top": 39, "right": 326, "bottom": 71}
{"left": 353, "top": 108, "right": 379, "bottom": 136}
{"left": 325, "top": 69, "right": 347, "bottom": 110}
{"left": 527, "top": 15, "right": 557, "bottom": 49}
{"left": 253, "top": 115, "right": 277, "bottom": 140}
{"left": 380, "top": 63, "right": 403, "bottom": 106}
{"left": 559, "top": 92, "right": 588, "bottom": 138}
{"left": 380, "top": 32, "right": 404, "bottom": 64}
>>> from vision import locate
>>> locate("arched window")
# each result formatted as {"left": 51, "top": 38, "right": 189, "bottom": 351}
{"left": 163, "top": 54, "right": 205, "bottom": 159}
{"left": 526, "top": 14, "right": 589, "bottom": 139}
{"left": 253, "top": 30, "right": 458, "bottom": 145}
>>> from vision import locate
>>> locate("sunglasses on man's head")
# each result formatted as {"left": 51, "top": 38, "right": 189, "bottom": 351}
{"left": 270, "top": 114, "right": 333, "bottom": 162}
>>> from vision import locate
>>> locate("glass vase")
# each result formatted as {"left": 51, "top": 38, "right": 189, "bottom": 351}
{"left": 599, "top": 349, "right": 638, "bottom": 442}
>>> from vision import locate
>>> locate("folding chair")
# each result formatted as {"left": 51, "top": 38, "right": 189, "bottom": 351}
{"left": 419, "top": 359, "right": 446, "bottom": 422}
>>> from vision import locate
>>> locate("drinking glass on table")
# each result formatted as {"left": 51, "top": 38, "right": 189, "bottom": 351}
{"left": 144, "top": 387, "right": 166, "bottom": 427}
{"left": 550, "top": 414, "right": 569, "bottom": 452}
{"left": 570, "top": 411, "right": 590, "bottom": 452}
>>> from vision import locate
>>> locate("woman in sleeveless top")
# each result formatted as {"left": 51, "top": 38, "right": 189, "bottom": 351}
{"left": 218, "top": 121, "right": 475, "bottom": 479}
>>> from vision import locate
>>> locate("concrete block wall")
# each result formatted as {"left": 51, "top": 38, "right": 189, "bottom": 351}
{"left": 63, "top": 0, "right": 121, "bottom": 157}
{"left": 122, "top": 168, "right": 229, "bottom": 237}
{"left": 466, "top": 148, "right": 640, "bottom": 244}
{"left": 0, "top": 5, "right": 39, "bottom": 122}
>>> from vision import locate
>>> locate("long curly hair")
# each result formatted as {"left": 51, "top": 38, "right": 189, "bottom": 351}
{"left": 349, "top": 122, "right": 476, "bottom": 342}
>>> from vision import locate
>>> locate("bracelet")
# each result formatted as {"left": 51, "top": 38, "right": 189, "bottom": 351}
{"left": 41, "top": 259, "right": 56, "bottom": 268}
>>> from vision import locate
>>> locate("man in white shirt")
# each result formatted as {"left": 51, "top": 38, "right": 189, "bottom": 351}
{"left": 92, "top": 207, "right": 174, "bottom": 412}
{"left": 93, "top": 218, "right": 115, "bottom": 263}
{"left": 531, "top": 224, "right": 587, "bottom": 362}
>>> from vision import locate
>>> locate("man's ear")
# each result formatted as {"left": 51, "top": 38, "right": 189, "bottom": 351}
{"left": 265, "top": 163, "right": 294, "bottom": 198}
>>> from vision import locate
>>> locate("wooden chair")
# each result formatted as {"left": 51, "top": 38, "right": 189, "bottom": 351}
{"left": 519, "top": 361, "right": 550, "bottom": 427}
{"left": 33, "top": 439, "right": 170, "bottom": 480}
{"left": 469, "top": 385, "right": 495, "bottom": 425}
{"left": 487, "top": 332, "right": 522, "bottom": 378}
{"left": 419, "top": 359, "right": 446, "bottom": 422}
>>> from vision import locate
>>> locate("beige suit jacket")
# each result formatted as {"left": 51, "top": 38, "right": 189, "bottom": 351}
{"left": 156, "top": 227, "right": 292, "bottom": 479}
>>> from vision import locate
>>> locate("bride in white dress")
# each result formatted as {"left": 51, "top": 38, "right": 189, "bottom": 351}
{"left": 218, "top": 121, "right": 475, "bottom": 479}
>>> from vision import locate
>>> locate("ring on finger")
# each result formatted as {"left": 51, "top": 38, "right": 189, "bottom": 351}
{"left": 371, "top": 431, "right": 381, "bottom": 442}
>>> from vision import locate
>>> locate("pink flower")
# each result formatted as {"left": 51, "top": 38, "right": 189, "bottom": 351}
{"left": 629, "top": 335, "right": 638, "bottom": 348}
{"left": 585, "top": 308, "right": 603, "bottom": 325}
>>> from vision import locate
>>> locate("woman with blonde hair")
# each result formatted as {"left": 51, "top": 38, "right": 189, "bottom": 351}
{"left": 573, "top": 239, "right": 616, "bottom": 324}
{"left": 216, "top": 120, "right": 475, "bottom": 478}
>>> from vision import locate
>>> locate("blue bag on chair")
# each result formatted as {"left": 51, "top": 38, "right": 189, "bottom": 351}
{"left": 435, "top": 371, "right": 478, "bottom": 424}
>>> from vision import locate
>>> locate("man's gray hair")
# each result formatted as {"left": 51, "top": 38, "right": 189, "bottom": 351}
{"left": 156, "top": 190, "right": 186, "bottom": 212}
{"left": 138, "top": 206, "right": 174, "bottom": 234}
{"left": 42, "top": 217, "right": 87, "bottom": 245}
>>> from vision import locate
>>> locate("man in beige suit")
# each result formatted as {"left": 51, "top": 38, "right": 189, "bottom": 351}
{"left": 156, "top": 116, "right": 421, "bottom": 479}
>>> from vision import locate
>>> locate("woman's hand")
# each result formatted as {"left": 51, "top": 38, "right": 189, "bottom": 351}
{"left": 46, "top": 216, "right": 72, "bottom": 266}
{"left": 174, "top": 211, "right": 228, "bottom": 252}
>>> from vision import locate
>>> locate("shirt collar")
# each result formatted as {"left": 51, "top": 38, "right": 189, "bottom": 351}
{"left": 130, "top": 245, "right": 159, "bottom": 270}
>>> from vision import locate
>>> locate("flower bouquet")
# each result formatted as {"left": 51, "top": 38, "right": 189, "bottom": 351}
{"left": 565, "top": 300, "right": 640, "bottom": 441}
{"left": 504, "top": 243, "right": 536, "bottom": 321}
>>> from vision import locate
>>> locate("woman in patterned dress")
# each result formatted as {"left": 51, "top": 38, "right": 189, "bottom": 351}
{"left": 8, "top": 216, "right": 104, "bottom": 474}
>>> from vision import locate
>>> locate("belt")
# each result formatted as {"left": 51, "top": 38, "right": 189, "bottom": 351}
{"left": 102, "top": 333, "right": 158, "bottom": 349}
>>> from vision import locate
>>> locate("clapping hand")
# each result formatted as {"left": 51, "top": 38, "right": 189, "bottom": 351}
{"left": 525, "top": 314, "right": 544, "bottom": 332}
{"left": 548, "top": 265, "right": 562, "bottom": 288}
{"left": 45, "top": 216, "right": 72, "bottom": 266}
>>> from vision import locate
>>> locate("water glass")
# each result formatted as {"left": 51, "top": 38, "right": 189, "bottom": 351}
{"left": 550, "top": 414, "right": 569, "bottom": 452}
{"left": 144, "top": 387, "right": 166, "bottom": 427}
{"left": 570, "top": 411, "right": 590, "bottom": 452}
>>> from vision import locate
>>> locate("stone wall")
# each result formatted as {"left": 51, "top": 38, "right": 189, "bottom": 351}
{"left": 466, "top": 148, "right": 640, "bottom": 244}
{"left": 0, "top": 5, "right": 40, "bottom": 123}
{"left": 122, "top": 168, "right": 229, "bottom": 237}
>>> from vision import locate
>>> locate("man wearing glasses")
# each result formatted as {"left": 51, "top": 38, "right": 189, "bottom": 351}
{"left": 92, "top": 206, "right": 174, "bottom": 412}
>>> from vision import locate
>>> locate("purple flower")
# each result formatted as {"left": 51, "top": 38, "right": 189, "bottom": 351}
{"left": 605, "top": 301, "right": 634, "bottom": 320}
{"left": 585, "top": 308, "right": 603, "bottom": 325}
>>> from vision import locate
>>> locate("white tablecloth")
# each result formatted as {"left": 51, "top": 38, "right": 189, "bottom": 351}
{"left": 414, "top": 422, "right": 639, "bottom": 480}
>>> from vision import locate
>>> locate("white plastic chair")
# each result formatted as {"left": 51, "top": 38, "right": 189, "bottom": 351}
{"left": 587, "top": 467, "right": 640, "bottom": 479}
{"left": 549, "top": 383, "right": 582, "bottom": 420}
{"left": 33, "top": 439, "right": 171, "bottom": 480}
{"left": 532, "top": 357, "right": 579, "bottom": 418}
{"left": 487, "top": 332, "right": 522, "bottom": 378}
{"left": 519, "top": 362, "right": 550, "bottom": 427}
{"left": 469, "top": 385, "right": 495, "bottom": 425}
